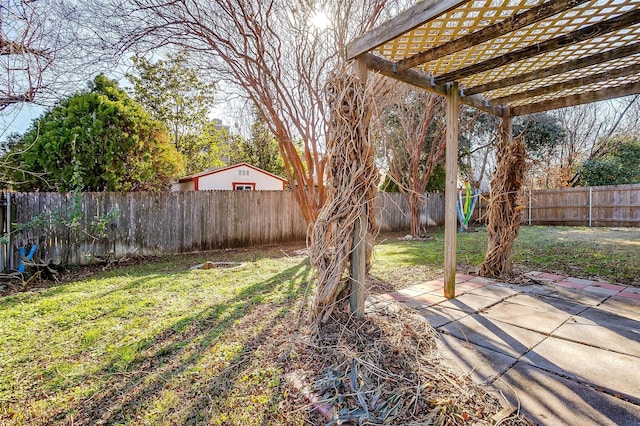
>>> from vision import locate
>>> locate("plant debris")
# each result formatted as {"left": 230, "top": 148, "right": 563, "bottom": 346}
{"left": 286, "top": 301, "right": 532, "bottom": 425}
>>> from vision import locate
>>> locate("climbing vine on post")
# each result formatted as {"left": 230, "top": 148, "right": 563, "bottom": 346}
{"left": 309, "top": 68, "right": 379, "bottom": 328}
{"left": 479, "top": 115, "right": 527, "bottom": 277}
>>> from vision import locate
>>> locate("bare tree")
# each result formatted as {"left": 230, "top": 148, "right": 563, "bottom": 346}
{"left": 100, "top": 0, "right": 394, "bottom": 224}
{"left": 1, "top": 1, "right": 111, "bottom": 189}
{"left": 377, "top": 83, "right": 447, "bottom": 237}
{"left": 376, "top": 85, "right": 485, "bottom": 237}
{"left": 1, "top": 1, "right": 106, "bottom": 115}
{"left": 459, "top": 110, "right": 497, "bottom": 192}
{"left": 551, "top": 96, "right": 639, "bottom": 187}
{"left": 1, "top": 0, "right": 49, "bottom": 110}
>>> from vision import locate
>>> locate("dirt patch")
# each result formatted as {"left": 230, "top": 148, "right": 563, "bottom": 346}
{"left": 190, "top": 261, "right": 246, "bottom": 270}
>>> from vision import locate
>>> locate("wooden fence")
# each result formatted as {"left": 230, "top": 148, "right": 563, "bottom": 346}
{"left": 376, "top": 192, "right": 445, "bottom": 231}
{"left": 5, "top": 191, "right": 308, "bottom": 266}
{"left": 474, "top": 184, "right": 640, "bottom": 227}
{"left": 523, "top": 184, "right": 640, "bottom": 226}
{"left": 4, "top": 184, "right": 635, "bottom": 268}
{"left": 2, "top": 191, "right": 445, "bottom": 267}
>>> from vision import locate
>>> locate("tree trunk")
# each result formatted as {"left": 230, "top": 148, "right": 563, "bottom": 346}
{"left": 409, "top": 191, "right": 422, "bottom": 237}
{"left": 479, "top": 114, "right": 526, "bottom": 277}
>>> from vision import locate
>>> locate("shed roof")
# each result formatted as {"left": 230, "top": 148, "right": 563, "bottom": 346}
{"left": 347, "top": 0, "right": 640, "bottom": 117}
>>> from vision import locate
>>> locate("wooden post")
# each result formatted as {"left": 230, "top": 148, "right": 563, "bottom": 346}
{"left": 528, "top": 188, "right": 532, "bottom": 225}
{"left": 444, "top": 82, "right": 459, "bottom": 299}
{"left": 588, "top": 186, "right": 593, "bottom": 227}
{"left": 350, "top": 210, "right": 367, "bottom": 317}
{"left": 349, "top": 56, "right": 368, "bottom": 318}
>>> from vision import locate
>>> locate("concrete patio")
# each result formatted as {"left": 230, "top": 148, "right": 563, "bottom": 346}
{"left": 371, "top": 272, "right": 640, "bottom": 425}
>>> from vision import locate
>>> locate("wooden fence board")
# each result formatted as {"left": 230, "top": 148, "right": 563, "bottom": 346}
{"left": 4, "top": 185, "right": 637, "bottom": 267}
{"left": 475, "top": 184, "right": 640, "bottom": 227}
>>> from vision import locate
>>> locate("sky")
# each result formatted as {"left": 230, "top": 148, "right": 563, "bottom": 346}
{"left": 0, "top": 104, "right": 45, "bottom": 140}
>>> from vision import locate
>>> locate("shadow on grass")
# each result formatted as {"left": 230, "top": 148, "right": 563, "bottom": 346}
{"left": 41, "top": 259, "right": 312, "bottom": 425}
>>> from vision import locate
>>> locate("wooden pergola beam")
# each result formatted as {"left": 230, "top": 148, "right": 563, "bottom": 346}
{"left": 434, "top": 8, "right": 640, "bottom": 85}
{"left": 397, "top": 0, "right": 588, "bottom": 72}
{"left": 364, "top": 53, "right": 506, "bottom": 117}
{"left": 491, "top": 63, "right": 640, "bottom": 105}
{"left": 511, "top": 81, "right": 640, "bottom": 116}
{"left": 463, "top": 42, "right": 640, "bottom": 97}
{"left": 346, "top": 0, "right": 468, "bottom": 60}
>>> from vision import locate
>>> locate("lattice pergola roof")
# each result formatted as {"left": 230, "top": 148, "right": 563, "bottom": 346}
{"left": 346, "top": 0, "right": 640, "bottom": 117}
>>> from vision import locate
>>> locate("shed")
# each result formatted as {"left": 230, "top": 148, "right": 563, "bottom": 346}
{"left": 172, "top": 163, "right": 287, "bottom": 191}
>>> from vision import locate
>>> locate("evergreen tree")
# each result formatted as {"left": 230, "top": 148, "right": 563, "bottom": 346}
{"left": 6, "top": 75, "right": 183, "bottom": 192}
{"left": 578, "top": 137, "right": 640, "bottom": 186}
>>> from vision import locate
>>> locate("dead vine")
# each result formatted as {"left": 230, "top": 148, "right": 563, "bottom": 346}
{"left": 480, "top": 121, "right": 527, "bottom": 277}
{"left": 309, "top": 67, "right": 379, "bottom": 327}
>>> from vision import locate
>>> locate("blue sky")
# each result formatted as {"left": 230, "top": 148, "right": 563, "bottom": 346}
{"left": 0, "top": 104, "right": 45, "bottom": 140}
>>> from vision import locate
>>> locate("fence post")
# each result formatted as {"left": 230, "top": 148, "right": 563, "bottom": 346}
{"left": 5, "top": 193, "right": 11, "bottom": 271}
{"left": 528, "top": 188, "right": 532, "bottom": 226}
{"left": 0, "top": 193, "right": 4, "bottom": 272}
{"left": 589, "top": 186, "right": 593, "bottom": 228}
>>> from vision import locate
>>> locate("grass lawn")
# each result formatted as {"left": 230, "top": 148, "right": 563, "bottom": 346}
{"left": 371, "top": 226, "right": 640, "bottom": 289}
{"left": 0, "top": 226, "right": 637, "bottom": 425}
{"left": 0, "top": 248, "right": 313, "bottom": 425}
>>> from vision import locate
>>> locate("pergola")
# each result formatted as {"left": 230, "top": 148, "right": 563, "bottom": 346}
{"left": 345, "top": 0, "right": 640, "bottom": 307}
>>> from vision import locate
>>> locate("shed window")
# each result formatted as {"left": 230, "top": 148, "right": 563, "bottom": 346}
{"left": 234, "top": 183, "right": 254, "bottom": 190}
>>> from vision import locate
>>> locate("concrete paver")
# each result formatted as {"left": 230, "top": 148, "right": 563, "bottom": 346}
{"left": 410, "top": 280, "right": 446, "bottom": 293}
{"left": 455, "top": 280, "right": 492, "bottom": 293}
{"left": 437, "top": 333, "right": 516, "bottom": 384}
{"left": 465, "top": 283, "right": 520, "bottom": 299}
{"left": 539, "top": 285, "right": 613, "bottom": 305}
{"left": 566, "top": 276, "right": 596, "bottom": 286}
{"left": 437, "top": 292, "right": 503, "bottom": 313}
{"left": 412, "top": 292, "right": 446, "bottom": 305}
{"left": 551, "top": 306, "right": 640, "bottom": 356}
{"left": 397, "top": 287, "right": 426, "bottom": 297}
{"left": 496, "top": 362, "right": 640, "bottom": 426}
{"left": 583, "top": 285, "right": 623, "bottom": 296}
{"left": 512, "top": 282, "right": 560, "bottom": 296}
{"left": 501, "top": 293, "right": 588, "bottom": 315}
{"left": 617, "top": 291, "right": 640, "bottom": 301}
{"left": 521, "top": 336, "right": 640, "bottom": 400}
{"left": 601, "top": 296, "right": 640, "bottom": 321}
{"left": 384, "top": 271, "right": 640, "bottom": 425}
{"left": 482, "top": 301, "right": 573, "bottom": 335}
{"left": 439, "top": 314, "right": 547, "bottom": 358}
{"left": 417, "top": 305, "right": 469, "bottom": 328}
